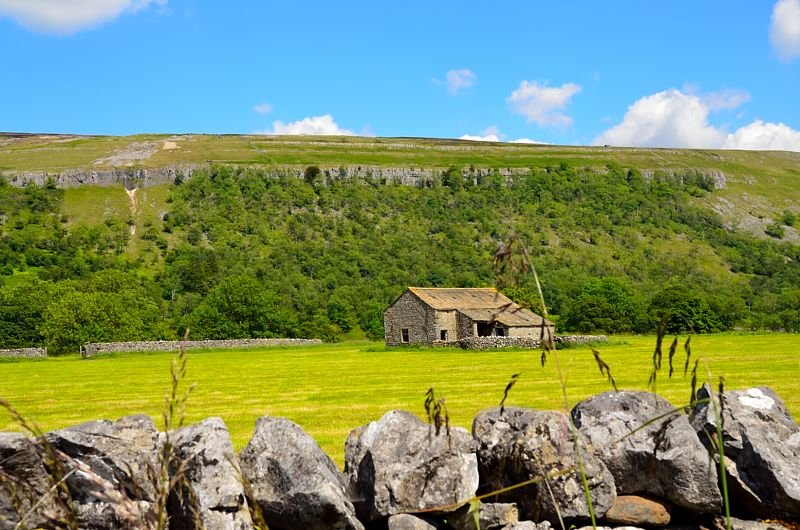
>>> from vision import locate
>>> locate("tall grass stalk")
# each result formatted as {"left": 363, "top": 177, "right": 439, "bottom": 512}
{"left": 708, "top": 370, "right": 732, "bottom": 530}
{"left": 494, "top": 234, "right": 597, "bottom": 529}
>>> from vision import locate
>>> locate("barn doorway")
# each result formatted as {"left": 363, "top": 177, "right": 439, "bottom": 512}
{"left": 477, "top": 322, "right": 494, "bottom": 337}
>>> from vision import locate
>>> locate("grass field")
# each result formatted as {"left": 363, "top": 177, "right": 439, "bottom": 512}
{"left": 1, "top": 334, "right": 799, "bottom": 467}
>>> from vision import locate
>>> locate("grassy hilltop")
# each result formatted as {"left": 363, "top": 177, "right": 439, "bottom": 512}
{"left": 0, "top": 133, "right": 799, "bottom": 351}
{"left": 2, "top": 132, "right": 800, "bottom": 241}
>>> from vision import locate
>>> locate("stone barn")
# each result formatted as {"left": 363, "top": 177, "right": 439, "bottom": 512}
{"left": 384, "top": 287, "right": 554, "bottom": 346}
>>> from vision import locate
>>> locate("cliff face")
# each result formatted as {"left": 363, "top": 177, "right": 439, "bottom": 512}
{"left": 1, "top": 164, "right": 201, "bottom": 189}
{"left": 1, "top": 164, "right": 728, "bottom": 189}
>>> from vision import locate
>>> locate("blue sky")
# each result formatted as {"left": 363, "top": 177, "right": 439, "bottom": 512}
{"left": 2, "top": 1, "right": 800, "bottom": 150}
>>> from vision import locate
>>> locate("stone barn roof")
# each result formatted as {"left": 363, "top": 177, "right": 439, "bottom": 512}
{"left": 406, "top": 287, "right": 552, "bottom": 327}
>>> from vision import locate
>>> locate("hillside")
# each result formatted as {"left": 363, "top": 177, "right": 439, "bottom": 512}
{"left": 1, "top": 133, "right": 799, "bottom": 352}
{"left": 3, "top": 133, "right": 800, "bottom": 243}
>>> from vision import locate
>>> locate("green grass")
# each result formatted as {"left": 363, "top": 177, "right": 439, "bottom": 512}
{"left": 1, "top": 334, "right": 799, "bottom": 467}
{"left": 62, "top": 185, "right": 130, "bottom": 225}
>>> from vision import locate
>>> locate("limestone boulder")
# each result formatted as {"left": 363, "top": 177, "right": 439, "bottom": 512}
{"left": 571, "top": 390, "right": 721, "bottom": 514}
{"left": 387, "top": 513, "right": 439, "bottom": 530}
{"left": 0, "top": 433, "right": 67, "bottom": 530}
{"left": 239, "top": 415, "right": 363, "bottom": 530}
{"left": 472, "top": 407, "right": 616, "bottom": 525}
{"left": 46, "top": 414, "right": 161, "bottom": 528}
{"left": 345, "top": 410, "right": 479, "bottom": 522}
{"left": 168, "top": 417, "right": 252, "bottom": 530}
{"left": 46, "top": 414, "right": 160, "bottom": 502}
{"left": 502, "top": 522, "right": 552, "bottom": 530}
{"left": 691, "top": 385, "right": 800, "bottom": 518}
{"left": 447, "top": 502, "right": 519, "bottom": 530}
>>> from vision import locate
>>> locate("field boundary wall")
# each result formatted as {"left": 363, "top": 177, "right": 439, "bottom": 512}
{"left": 81, "top": 338, "right": 322, "bottom": 358}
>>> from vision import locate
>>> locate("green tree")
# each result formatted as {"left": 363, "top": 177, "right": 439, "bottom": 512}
{"left": 647, "top": 283, "right": 722, "bottom": 334}
{"left": 561, "top": 278, "right": 645, "bottom": 333}
{"left": 186, "top": 275, "right": 298, "bottom": 339}
{"left": 0, "top": 281, "right": 51, "bottom": 347}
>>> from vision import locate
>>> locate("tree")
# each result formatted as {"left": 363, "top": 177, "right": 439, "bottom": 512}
{"left": 186, "top": 275, "right": 297, "bottom": 339}
{"left": 0, "top": 282, "right": 51, "bottom": 347}
{"left": 561, "top": 278, "right": 645, "bottom": 333}
{"left": 441, "top": 166, "right": 464, "bottom": 192}
{"left": 647, "top": 283, "right": 722, "bottom": 334}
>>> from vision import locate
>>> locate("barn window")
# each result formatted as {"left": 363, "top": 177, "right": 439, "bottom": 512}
{"left": 401, "top": 329, "right": 410, "bottom": 343}
{"left": 496, "top": 327, "right": 506, "bottom": 337}
{"left": 440, "top": 330, "right": 448, "bottom": 341}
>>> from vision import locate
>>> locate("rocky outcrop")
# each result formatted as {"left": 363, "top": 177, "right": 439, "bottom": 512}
{"left": 571, "top": 391, "right": 721, "bottom": 514}
{"left": 472, "top": 407, "right": 616, "bottom": 525}
{"left": 691, "top": 384, "right": 800, "bottom": 518}
{"left": 2, "top": 165, "right": 200, "bottom": 189}
{"left": 239, "top": 415, "right": 363, "bottom": 530}
{"left": 345, "top": 410, "right": 479, "bottom": 522}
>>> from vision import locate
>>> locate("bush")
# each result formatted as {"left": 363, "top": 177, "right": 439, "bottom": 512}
{"left": 766, "top": 222, "right": 785, "bottom": 239}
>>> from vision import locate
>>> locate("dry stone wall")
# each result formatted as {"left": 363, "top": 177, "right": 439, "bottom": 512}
{"left": 555, "top": 335, "right": 608, "bottom": 346}
{"left": 0, "top": 347, "right": 47, "bottom": 358}
{"left": 2, "top": 385, "right": 798, "bottom": 529}
{"left": 430, "top": 335, "right": 608, "bottom": 350}
{"left": 81, "top": 338, "right": 321, "bottom": 358}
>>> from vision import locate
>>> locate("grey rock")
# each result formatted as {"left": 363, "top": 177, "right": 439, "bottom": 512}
{"left": 46, "top": 414, "right": 160, "bottom": 502}
{"left": 502, "top": 522, "right": 551, "bottom": 530}
{"left": 691, "top": 384, "right": 800, "bottom": 518}
{"left": 387, "top": 513, "right": 439, "bottom": 530}
{"left": 168, "top": 417, "right": 252, "bottom": 530}
{"left": 46, "top": 414, "right": 160, "bottom": 528}
{"left": 472, "top": 407, "right": 616, "bottom": 525}
{"left": 345, "top": 410, "right": 479, "bottom": 522}
{"left": 71, "top": 499, "right": 151, "bottom": 530}
{"left": 239, "top": 415, "right": 363, "bottom": 530}
{"left": 447, "top": 502, "right": 519, "bottom": 530}
{"left": 0, "top": 433, "right": 67, "bottom": 530}
{"left": 571, "top": 390, "right": 721, "bottom": 514}
{"left": 712, "top": 516, "right": 791, "bottom": 530}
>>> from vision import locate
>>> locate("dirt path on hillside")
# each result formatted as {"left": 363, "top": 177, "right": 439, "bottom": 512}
{"left": 125, "top": 188, "right": 138, "bottom": 235}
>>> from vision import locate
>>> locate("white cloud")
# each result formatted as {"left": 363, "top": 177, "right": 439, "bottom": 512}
{"left": 510, "top": 138, "right": 550, "bottom": 145}
{"left": 459, "top": 134, "right": 500, "bottom": 142}
{"left": 593, "top": 89, "right": 725, "bottom": 148}
{"left": 770, "top": 0, "right": 800, "bottom": 61}
{"left": 723, "top": 120, "right": 800, "bottom": 151}
{"left": 262, "top": 114, "right": 355, "bottom": 136}
{"left": 595, "top": 88, "right": 800, "bottom": 152}
{"left": 507, "top": 80, "right": 582, "bottom": 127}
{"left": 701, "top": 88, "right": 751, "bottom": 111}
{"left": 459, "top": 125, "right": 502, "bottom": 142}
{"left": 253, "top": 103, "right": 273, "bottom": 114}
{"left": 445, "top": 69, "right": 477, "bottom": 95}
{"left": 0, "top": 0, "right": 166, "bottom": 34}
